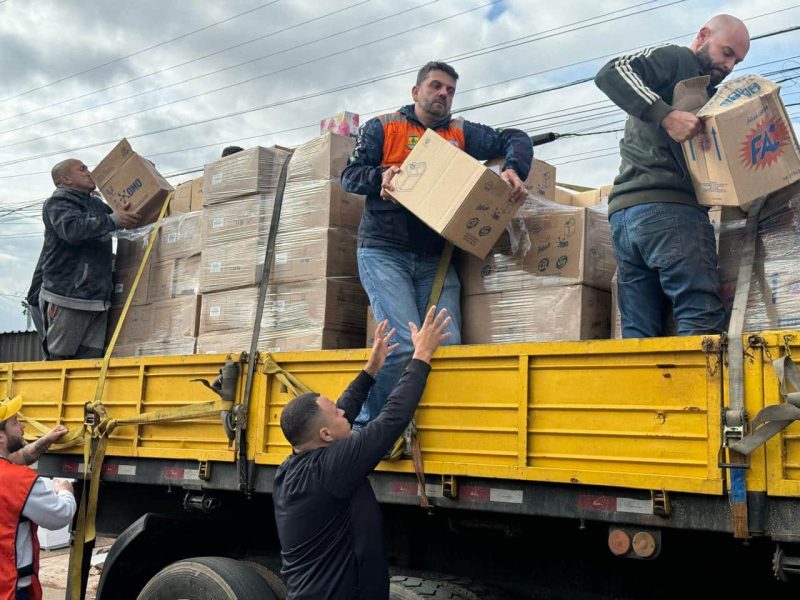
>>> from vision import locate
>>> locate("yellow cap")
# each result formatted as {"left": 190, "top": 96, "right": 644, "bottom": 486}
{"left": 0, "top": 396, "right": 23, "bottom": 422}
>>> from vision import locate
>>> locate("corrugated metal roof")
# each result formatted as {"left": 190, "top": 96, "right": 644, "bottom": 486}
{"left": 0, "top": 330, "right": 45, "bottom": 362}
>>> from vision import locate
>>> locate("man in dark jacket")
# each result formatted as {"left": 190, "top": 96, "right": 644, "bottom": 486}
{"left": 342, "top": 60, "right": 532, "bottom": 423}
{"left": 28, "top": 159, "right": 139, "bottom": 359}
{"left": 595, "top": 15, "right": 750, "bottom": 338}
{"left": 273, "top": 306, "right": 450, "bottom": 600}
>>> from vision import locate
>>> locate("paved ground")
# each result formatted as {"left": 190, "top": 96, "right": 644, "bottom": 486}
{"left": 38, "top": 539, "right": 113, "bottom": 600}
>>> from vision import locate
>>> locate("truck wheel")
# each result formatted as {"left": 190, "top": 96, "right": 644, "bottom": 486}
{"left": 136, "top": 556, "right": 277, "bottom": 600}
{"left": 242, "top": 557, "right": 287, "bottom": 599}
{"left": 390, "top": 576, "right": 481, "bottom": 600}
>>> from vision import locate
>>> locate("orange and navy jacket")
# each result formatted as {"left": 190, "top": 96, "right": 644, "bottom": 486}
{"left": 342, "top": 105, "right": 532, "bottom": 255}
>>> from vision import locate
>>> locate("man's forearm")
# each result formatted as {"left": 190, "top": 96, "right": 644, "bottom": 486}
{"left": 11, "top": 437, "right": 51, "bottom": 465}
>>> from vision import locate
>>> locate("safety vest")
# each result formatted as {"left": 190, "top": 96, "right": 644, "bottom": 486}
{"left": 378, "top": 112, "right": 465, "bottom": 168}
{"left": 0, "top": 459, "right": 42, "bottom": 600}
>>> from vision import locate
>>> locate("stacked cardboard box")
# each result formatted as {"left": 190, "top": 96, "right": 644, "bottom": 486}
{"left": 109, "top": 212, "right": 204, "bottom": 356}
{"left": 718, "top": 182, "right": 800, "bottom": 331}
{"left": 196, "top": 133, "right": 367, "bottom": 353}
{"left": 457, "top": 197, "right": 615, "bottom": 343}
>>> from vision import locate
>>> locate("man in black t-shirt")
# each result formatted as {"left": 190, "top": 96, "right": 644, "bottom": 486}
{"left": 273, "top": 306, "right": 451, "bottom": 600}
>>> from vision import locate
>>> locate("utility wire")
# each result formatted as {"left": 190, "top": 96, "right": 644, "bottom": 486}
{"left": 0, "top": 0, "right": 285, "bottom": 105}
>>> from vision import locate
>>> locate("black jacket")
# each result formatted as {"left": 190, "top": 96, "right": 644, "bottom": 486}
{"left": 342, "top": 105, "right": 533, "bottom": 255}
{"left": 273, "top": 360, "right": 431, "bottom": 600}
{"left": 31, "top": 187, "right": 117, "bottom": 311}
{"left": 595, "top": 44, "right": 714, "bottom": 214}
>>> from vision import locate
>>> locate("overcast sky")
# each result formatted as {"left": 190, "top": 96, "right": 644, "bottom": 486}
{"left": 0, "top": 0, "right": 797, "bottom": 331}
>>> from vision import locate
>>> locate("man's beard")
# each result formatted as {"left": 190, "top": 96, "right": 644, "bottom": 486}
{"left": 696, "top": 45, "right": 727, "bottom": 86}
{"left": 421, "top": 97, "right": 448, "bottom": 118}
{"left": 7, "top": 435, "right": 24, "bottom": 454}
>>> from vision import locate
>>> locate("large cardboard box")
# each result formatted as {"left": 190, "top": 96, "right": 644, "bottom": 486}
{"left": 155, "top": 212, "right": 203, "bottom": 261}
{"left": 108, "top": 296, "right": 200, "bottom": 344}
{"left": 115, "top": 237, "right": 147, "bottom": 270}
{"left": 281, "top": 180, "right": 363, "bottom": 231}
{"left": 681, "top": 75, "right": 800, "bottom": 207}
{"left": 200, "top": 228, "right": 357, "bottom": 292}
{"left": 457, "top": 200, "right": 616, "bottom": 294}
{"left": 199, "top": 278, "right": 367, "bottom": 337}
{"left": 486, "top": 157, "right": 556, "bottom": 202}
{"left": 389, "top": 129, "right": 517, "bottom": 258}
{"left": 203, "top": 194, "right": 273, "bottom": 245}
{"left": 462, "top": 284, "right": 611, "bottom": 344}
{"left": 571, "top": 185, "right": 612, "bottom": 207}
{"left": 169, "top": 177, "right": 204, "bottom": 215}
{"left": 147, "top": 256, "right": 201, "bottom": 303}
{"left": 111, "top": 264, "right": 151, "bottom": 307}
{"left": 203, "top": 146, "right": 290, "bottom": 205}
{"left": 92, "top": 139, "right": 173, "bottom": 225}
{"left": 107, "top": 305, "right": 156, "bottom": 345}
{"left": 287, "top": 133, "right": 356, "bottom": 181}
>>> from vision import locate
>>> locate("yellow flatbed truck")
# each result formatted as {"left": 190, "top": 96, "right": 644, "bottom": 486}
{"left": 3, "top": 333, "right": 800, "bottom": 598}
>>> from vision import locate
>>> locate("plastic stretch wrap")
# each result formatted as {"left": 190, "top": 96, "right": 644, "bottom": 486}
{"left": 718, "top": 183, "right": 800, "bottom": 331}
{"left": 286, "top": 132, "right": 355, "bottom": 182}
{"left": 196, "top": 278, "right": 367, "bottom": 353}
{"left": 203, "top": 146, "right": 291, "bottom": 205}
{"left": 154, "top": 212, "right": 203, "bottom": 261}
{"left": 147, "top": 255, "right": 201, "bottom": 303}
{"left": 112, "top": 338, "right": 197, "bottom": 358}
{"left": 457, "top": 197, "right": 616, "bottom": 296}
{"left": 108, "top": 295, "right": 200, "bottom": 349}
{"left": 462, "top": 284, "right": 611, "bottom": 344}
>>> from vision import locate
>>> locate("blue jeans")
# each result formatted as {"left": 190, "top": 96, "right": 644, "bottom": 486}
{"left": 610, "top": 202, "right": 725, "bottom": 338}
{"left": 356, "top": 246, "right": 462, "bottom": 423}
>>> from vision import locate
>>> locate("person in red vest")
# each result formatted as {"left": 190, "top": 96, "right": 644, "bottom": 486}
{"left": 342, "top": 60, "right": 532, "bottom": 425}
{"left": 0, "top": 396, "right": 76, "bottom": 600}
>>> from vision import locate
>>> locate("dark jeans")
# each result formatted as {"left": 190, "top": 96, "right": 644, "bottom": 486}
{"left": 610, "top": 202, "right": 725, "bottom": 338}
{"left": 16, "top": 586, "right": 29, "bottom": 600}
{"left": 356, "top": 246, "right": 462, "bottom": 424}
{"left": 39, "top": 299, "right": 107, "bottom": 360}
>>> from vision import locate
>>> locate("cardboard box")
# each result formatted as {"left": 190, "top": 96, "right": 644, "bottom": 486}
{"left": 107, "top": 305, "right": 156, "bottom": 345}
{"left": 203, "top": 146, "right": 291, "bottom": 205}
{"left": 319, "top": 112, "right": 360, "bottom": 138}
{"left": 486, "top": 157, "right": 556, "bottom": 202}
{"left": 199, "top": 279, "right": 367, "bottom": 337}
{"left": 155, "top": 212, "right": 203, "bottom": 261}
{"left": 170, "top": 181, "right": 192, "bottom": 215}
{"left": 571, "top": 185, "right": 612, "bottom": 207}
{"left": 272, "top": 228, "right": 358, "bottom": 284}
{"left": 195, "top": 329, "right": 254, "bottom": 354}
{"left": 115, "top": 237, "right": 148, "bottom": 270}
{"left": 389, "top": 129, "right": 517, "bottom": 258}
{"left": 203, "top": 194, "right": 273, "bottom": 246}
{"left": 287, "top": 133, "right": 356, "bottom": 181}
{"left": 200, "top": 228, "right": 357, "bottom": 292}
{"left": 111, "top": 338, "right": 197, "bottom": 357}
{"left": 681, "top": 75, "right": 800, "bottom": 207}
{"left": 457, "top": 199, "right": 616, "bottom": 293}
{"left": 152, "top": 296, "right": 201, "bottom": 340}
{"left": 147, "top": 256, "right": 201, "bottom": 303}
{"left": 462, "top": 284, "right": 611, "bottom": 344}
{"left": 169, "top": 177, "right": 204, "bottom": 215}
{"left": 554, "top": 185, "right": 576, "bottom": 206}
{"left": 92, "top": 139, "right": 173, "bottom": 225}
{"left": 111, "top": 264, "right": 151, "bottom": 307}
{"left": 263, "top": 329, "right": 366, "bottom": 352}
{"left": 281, "top": 180, "right": 363, "bottom": 231}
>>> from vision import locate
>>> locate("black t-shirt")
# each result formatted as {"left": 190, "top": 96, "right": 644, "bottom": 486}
{"left": 273, "top": 360, "right": 431, "bottom": 600}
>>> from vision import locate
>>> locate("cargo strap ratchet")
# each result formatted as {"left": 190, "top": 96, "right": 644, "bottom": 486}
{"left": 721, "top": 198, "right": 764, "bottom": 538}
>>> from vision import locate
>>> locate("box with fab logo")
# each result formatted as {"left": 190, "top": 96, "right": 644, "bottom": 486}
{"left": 681, "top": 75, "right": 800, "bottom": 208}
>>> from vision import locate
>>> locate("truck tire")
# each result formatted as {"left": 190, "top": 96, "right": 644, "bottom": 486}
{"left": 136, "top": 556, "right": 277, "bottom": 600}
{"left": 242, "top": 557, "right": 287, "bottom": 599}
{"left": 390, "top": 576, "right": 481, "bottom": 600}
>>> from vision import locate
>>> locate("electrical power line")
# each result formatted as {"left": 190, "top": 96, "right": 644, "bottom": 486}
{"left": 0, "top": 0, "right": 285, "bottom": 105}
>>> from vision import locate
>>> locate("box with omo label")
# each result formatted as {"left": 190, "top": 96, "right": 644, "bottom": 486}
{"left": 92, "top": 138, "right": 173, "bottom": 225}
{"left": 388, "top": 129, "right": 519, "bottom": 258}
{"left": 681, "top": 75, "right": 800, "bottom": 207}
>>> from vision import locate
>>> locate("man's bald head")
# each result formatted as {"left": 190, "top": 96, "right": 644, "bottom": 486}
{"left": 691, "top": 14, "right": 750, "bottom": 86}
{"left": 51, "top": 158, "right": 96, "bottom": 192}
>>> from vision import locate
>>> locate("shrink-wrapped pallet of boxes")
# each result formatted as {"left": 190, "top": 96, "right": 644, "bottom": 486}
{"left": 457, "top": 197, "right": 616, "bottom": 343}
{"left": 196, "top": 133, "right": 366, "bottom": 353}
{"left": 109, "top": 212, "right": 204, "bottom": 357}
{"left": 718, "top": 182, "right": 800, "bottom": 331}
